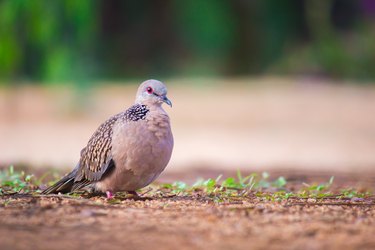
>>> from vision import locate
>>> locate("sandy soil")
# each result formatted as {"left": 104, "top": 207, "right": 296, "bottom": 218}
{"left": 1, "top": 78, "right": 375, "bottom": 249}
{"left": 1, "top": 170, "right": 375, "bottom": 250}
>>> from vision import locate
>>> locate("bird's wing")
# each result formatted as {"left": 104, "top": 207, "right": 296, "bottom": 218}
{"left": 72, "top": 114, "right": 121, "bottom": 189}
{"left": 69, "top": 104, "right": 149, "bottom": 191}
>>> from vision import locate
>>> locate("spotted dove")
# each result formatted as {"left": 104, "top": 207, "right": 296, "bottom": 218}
{"left": 42, "top": 79, "right": 174, "bottom": 198}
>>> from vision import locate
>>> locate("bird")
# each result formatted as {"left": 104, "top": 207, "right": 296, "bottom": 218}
{"left": 42, "top": 79, "right": 174, "bottom": 198}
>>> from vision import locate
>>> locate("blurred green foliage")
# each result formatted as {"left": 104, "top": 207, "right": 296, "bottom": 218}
{"left": 0, "top": 0, "right": 375, "bottom": 84}
{"left": 0, "top": 0, "right": 98, "bottom": 83}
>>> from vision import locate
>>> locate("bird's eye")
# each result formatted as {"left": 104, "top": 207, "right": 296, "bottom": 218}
{"left": 146, "top": 87, "right": 153, "bottom": 94}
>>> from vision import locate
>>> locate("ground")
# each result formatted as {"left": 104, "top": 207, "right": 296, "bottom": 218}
{"left": 1, "top": 170, "right": 374, "bottom": 250}
{"left": 1, "top": 78, "right": 375, "bottom": 249}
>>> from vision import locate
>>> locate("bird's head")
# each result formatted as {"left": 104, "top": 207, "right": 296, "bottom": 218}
{"left": 135, "top": 79, "right": 172, "bottom": 107}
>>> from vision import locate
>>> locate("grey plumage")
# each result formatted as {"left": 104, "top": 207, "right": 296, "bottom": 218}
{"left": 42, "top": 80, "right": 173, "bottom": 195}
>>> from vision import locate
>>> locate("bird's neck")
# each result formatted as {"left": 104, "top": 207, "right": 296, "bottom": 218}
{"left": 138, "top": 100, "right": 163, "bottom": 111}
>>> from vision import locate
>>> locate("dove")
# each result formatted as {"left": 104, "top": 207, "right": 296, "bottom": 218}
{"left": 42, "top": 79, "right": 174, "bottom": 198}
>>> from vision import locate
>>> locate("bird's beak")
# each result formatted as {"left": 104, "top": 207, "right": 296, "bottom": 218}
{"left": 163, "top": 96, "right": 172, "bottom": 107}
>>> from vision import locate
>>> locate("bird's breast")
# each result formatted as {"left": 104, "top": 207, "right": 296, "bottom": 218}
{"left": 106, "top": 112, "right": 173, "bottom": 191}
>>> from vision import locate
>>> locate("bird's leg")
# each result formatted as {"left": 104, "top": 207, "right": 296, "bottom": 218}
{"left": 106, "top": 191, "right": 114, "bottom": 199}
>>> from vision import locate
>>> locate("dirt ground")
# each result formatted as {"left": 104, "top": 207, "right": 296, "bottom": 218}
{"left": 1, "top": 78, "right": 375, "bottom": 249}
{"left": 1, "top": 170, "right": 375, "bottom": 250}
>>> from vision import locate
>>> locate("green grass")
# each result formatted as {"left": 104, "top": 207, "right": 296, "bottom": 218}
{"left": 0, "top": 166, "right": 38, "bottom": 194}
{"left": 157, "top": 170, "right": 372, "bottom": 202}
{"left": 0, "top": 166, "right": 59, "bottom": 194}
{"left": 0, "top": 166, "right": 373, "bottom": 202}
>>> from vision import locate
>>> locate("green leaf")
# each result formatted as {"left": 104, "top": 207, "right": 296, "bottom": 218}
{"left": 328, "top": 176, "right": 334, "bottom": 185}
{"left": 161, "top": 183, "right": 173, "bottom": 189}
{"left": 25, "top": 174, "right": 33, "bottom": 182}
{"left": 172, "top": 181, "right": 188, "bottom": 190}
{"left": 203, "top": 178, "right": 216, "bottom": 188}
{"left": 272, "top": 176, "right": 287, "bottom": 188}
{"left": 237, "top": 169, "right": 243, "bottom": 184}
{"left": 221, "top": 177, "right": 235, "bottom": 188}
{"left": 9, "top": 165, "right": 14, "bottom": 175}
{"left": 262, "top": 172, "right": 269, "bottom": 179}
{"left": 215, "top": 175, "right": 222, "bottom": 183}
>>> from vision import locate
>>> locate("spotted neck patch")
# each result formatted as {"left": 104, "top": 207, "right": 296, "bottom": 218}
{"left": 124, "top": 104, "right": 149, "bottom": 121}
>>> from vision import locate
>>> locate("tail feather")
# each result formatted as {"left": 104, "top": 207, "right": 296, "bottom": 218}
{"left": 42, "top": 171, "right": 76, "bottom": 195}
{"left": 41, "top": 175, "right": 74, "bottom": 194}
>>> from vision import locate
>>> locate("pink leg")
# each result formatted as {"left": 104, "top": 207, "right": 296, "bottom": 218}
{"left": 106, "top": 191, "right": 114, "bottom": 199}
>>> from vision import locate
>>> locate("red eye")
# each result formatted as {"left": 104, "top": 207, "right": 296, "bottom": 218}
{"left": 146, "top": 87, "right": 153, "bottom": 94}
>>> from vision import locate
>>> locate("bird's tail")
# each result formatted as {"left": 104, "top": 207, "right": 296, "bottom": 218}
{"left": 41, "top": 169, "right": 77, "bottom": 195}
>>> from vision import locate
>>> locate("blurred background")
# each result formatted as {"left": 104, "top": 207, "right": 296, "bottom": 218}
{"left": 1, "top": 0, "right": 375, "bottom": 173}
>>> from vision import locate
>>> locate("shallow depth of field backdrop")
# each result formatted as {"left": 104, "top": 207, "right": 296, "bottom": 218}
{"left": 1, "top": 0, "right": 375, "bottom": 174}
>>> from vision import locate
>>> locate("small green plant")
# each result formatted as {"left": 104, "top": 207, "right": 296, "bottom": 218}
{"left": 297, "top": 176, "right": 335, "bottom": 198}
{"left": 159, "top": 172, "right": 372, "bottom": 202}
{"left": 192, "top": 176, "right": 219, "bottom": 194}
{"left": 159, "top": 171, "right": 293, "bottom": 199}
{"left": 1, "top": 166, "right": 372, "bottom": 202}
{"left": 340, "top": 188, "right": 372, "bottom": 199}
{"left": 0, "top": 166, "right": 38, "bottom": 194}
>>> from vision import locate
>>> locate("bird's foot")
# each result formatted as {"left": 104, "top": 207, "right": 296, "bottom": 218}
{"left": 106, "top": 191, "right": 114, "bottom": 199}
